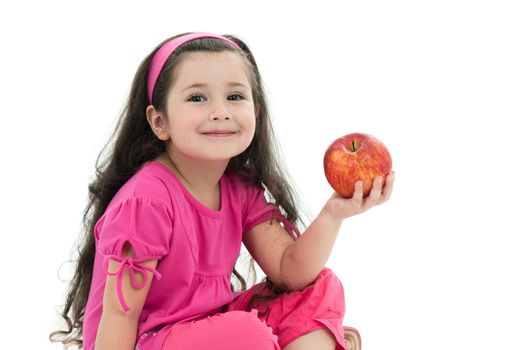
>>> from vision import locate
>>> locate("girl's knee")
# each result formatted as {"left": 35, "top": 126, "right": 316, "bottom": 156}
{"left": 163, "top": 311, "right": 279, "bottom": 350}
{"left": 315, "top": 268, "right": 344, "bottom": 292}
{"left": 225, "top": 310, "right": 272, "bottom": 331}
{"left": 223, "top": 310, "right": 279, "bottom": 347}
{"left": 309, "top": 268, "right": 346, "bottom": 315}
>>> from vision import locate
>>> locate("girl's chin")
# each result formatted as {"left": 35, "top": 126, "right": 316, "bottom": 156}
{"left": 169, "top": 144, "right": 251, "bottom": 164}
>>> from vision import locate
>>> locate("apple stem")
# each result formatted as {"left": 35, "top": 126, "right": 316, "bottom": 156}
{"left": 352, "top": 140, "right": 356, "bottom": 152}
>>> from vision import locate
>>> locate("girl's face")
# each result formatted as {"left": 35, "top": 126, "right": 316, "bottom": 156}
{"left": 160, "top": 51, "right": 256, "bottom": 165}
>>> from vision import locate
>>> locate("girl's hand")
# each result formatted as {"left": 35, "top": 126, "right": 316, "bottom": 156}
{"left": 323, "top": 172, "right": 395, "bottom": 220}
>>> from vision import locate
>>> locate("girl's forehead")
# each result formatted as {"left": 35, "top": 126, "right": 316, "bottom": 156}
{"left": 172, "top": 51, "right": 251, "bottom": 86}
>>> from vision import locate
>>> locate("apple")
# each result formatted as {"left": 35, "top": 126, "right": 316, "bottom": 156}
{"left": 323, "top": 133, "right": 392, "bottom": 197}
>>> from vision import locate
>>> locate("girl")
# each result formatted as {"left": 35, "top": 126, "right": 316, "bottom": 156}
{"left": 51, "top": 32, "right": 394, "bottom": 350}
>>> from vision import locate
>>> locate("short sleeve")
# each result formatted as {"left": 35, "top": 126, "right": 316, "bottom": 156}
{"left": 242, "top": 183, "right": 278, "bottom": 233}
{"left": 95, "top": 196, "right": 173, "bottom": 260}
{"left": 94, "top": 196, "right": 172, "bottom": 312}
{"left": 242, "top": 183, "right": 301, "bottom": 240}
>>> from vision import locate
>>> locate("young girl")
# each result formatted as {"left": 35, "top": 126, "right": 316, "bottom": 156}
{"left": 51, "top": 32, "right": 394, "bottom": 350}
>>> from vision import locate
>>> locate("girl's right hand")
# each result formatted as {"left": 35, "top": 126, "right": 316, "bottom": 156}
{"left": 322, "top": 172, "right": 395, "bottom": 220}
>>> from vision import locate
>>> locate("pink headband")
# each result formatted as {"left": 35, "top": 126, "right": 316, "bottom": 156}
{"left": 147, "top": 32, "right": 242, "bottom": 104}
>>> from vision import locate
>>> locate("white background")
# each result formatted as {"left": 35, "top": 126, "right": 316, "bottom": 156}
{"left": 1, "top": 1, "right": 524, "bottom": 349}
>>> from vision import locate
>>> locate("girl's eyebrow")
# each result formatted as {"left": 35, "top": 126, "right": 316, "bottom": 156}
{"left": 181, "top": 82, "right": 250, "bottom": 91}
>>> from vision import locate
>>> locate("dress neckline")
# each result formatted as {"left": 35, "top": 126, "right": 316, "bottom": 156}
{"left": 149, "top": 160, "right": 224, "bottom": 219}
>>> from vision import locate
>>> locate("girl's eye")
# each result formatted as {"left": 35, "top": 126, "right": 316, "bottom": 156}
{"left": 228, "top": 94, "right": 244, "bottom": 101}
{"left": 188, "top": 95, "right": 205, "bottom": 102}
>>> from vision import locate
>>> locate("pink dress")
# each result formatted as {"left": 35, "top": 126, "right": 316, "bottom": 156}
{"left": 82, "top": 160, "right": 285, "bottom": 350}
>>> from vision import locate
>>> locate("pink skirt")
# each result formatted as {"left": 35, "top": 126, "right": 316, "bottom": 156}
{"left": 161, "top": 267, "right": 346, "bottom": 349}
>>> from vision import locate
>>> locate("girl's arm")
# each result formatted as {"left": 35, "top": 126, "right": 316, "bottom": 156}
{"left": 95, "top": 313, "right": 139, "bottom": 350}
{"left": 280, "top": 173, "right": 395, "bottom": 290}
{"left": 244, "top": 174, "right": 395, "bottom": 292}
{"left": 95, "top": 244, "right": 158, "bottom": 350}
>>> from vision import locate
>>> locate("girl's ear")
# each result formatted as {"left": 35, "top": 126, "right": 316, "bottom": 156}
{"left": 255, "top": 104, "right": 261, "bottom": 118}
{"left": 146, "top": 105, "right": 170, "bottom": 141}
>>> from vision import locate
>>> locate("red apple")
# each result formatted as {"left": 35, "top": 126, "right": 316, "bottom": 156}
{"left": 323, "top": 133, "right": 392, "bottom": 197}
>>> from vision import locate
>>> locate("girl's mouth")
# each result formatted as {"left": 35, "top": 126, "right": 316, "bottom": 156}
{"left": 202, "top": 130, "right": 237, "bottom": 137}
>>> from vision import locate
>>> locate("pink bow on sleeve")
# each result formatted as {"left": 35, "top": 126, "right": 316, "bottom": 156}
{"left": 103, "top": 255, "right": 162, "bottom": 312}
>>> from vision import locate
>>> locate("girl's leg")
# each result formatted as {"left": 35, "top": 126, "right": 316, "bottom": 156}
{"left": 282, "top": 328, "right": 337, "bottom": 350}
{"left": 284, "top": 326, "right": 361, "bottom": 350}
{"left": 162, "top": 309, "right": 280, "bottom": 350}
{"left": 226, "top": 267, "right": 347, "bottom": 350}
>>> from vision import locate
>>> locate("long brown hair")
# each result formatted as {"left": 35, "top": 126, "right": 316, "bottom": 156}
{"left": 50, "top": 33, "right": 304, "bottom": 348}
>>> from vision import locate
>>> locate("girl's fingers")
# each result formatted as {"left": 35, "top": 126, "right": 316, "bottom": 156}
{"left": 378, "top": 171, "right": 395, "bottom": 204}
{"left": 352, "top": 181, "right": 364, "bottom": 202}
{"left": 364, "top": 176, "right": 383, "bottom": 208}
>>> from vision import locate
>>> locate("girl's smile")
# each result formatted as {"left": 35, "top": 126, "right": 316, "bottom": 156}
{"left": 202, "top": 130, "right": 238, "bottom": 137}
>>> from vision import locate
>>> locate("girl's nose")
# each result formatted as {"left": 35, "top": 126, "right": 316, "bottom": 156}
{"left": 208, "top": 109, "right": 232, "bottom": 121}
